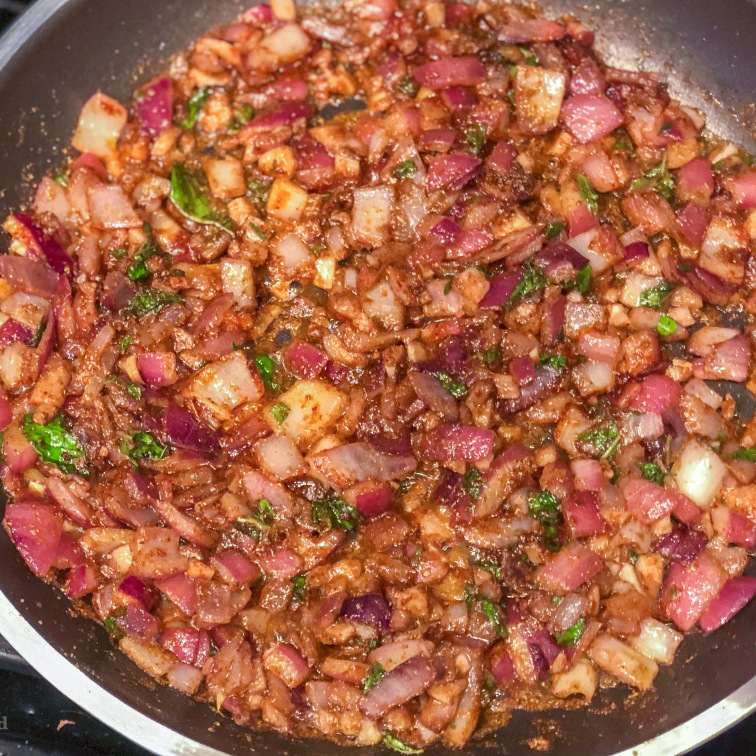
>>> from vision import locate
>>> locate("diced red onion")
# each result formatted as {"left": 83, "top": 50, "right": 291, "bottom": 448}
{"left": 263, "top": 642, "right": 311, "bottom": 688}
{"left": 631, "top": 374, "right": 682, "bottom": 415}
{"left": 4, "top": 213, "right": 73, "bottom": 276}
{"left": 426, "top": 153, "right": 481, "bottom": 193}
{"left": 623, "top": 241, "right": 650, "bottom": 263}
{"left": 360, "top": 656, "right": 435, "bottom": 719}
{"left": 440, "top": 86, "right": 477, "bottom": 111}
{"left": 428, "top": 217, "right": 462, "bottom": 245}
{"left": 498, "top": 18, "right": 565, "bottom": 43}
{"left": 352, "top": 481, "right": 395, "bottom": 518}
{"left": 64, "top": 565, "right": 98, "bottom": 599}
{"left": 656, "top": 525, "right": 708, "bottom": 563}
{"left": 571, "top": 459, "right": 605, "bottom": 492}
{"left": 570, "top": 57, "right": 606, "bottom": 96}
{"left": 283, "top": 339, "right": 328, "bottom": 379}
{"left": 163, "top": 404, "right": 220, "bottom": 453}
{"left": 676, "top": 202, "right": 709, "bottom": 247}
{"left": 244, "top": 101, "right": 314, "bottom": 132}
{"left": 0, "top": 318, "right": 33, "bottom": 347}
{"left": 728, "top": 170, "right": 756, "bottom": 210}
{"left": 3, "top": 428, "right": 38, "bottom": 473}
{"left": 260, "top": 548, "right": 303, "bottom": 580}
{"left": 490, "top": 647, "right": 516, "bottom": 686}
{"left": 535, "top": 542, "right": 604, "bottom": 593}
{"left": 118, "top": 575, "right": 159, "bottom": 611}
{"left": 340, "top": 593, "right": 392, "bottom": 631}
{"left": 154, "top": 573, "right": 196, "bottom": 615}
{"left": 412, "top": 56, "right": 486, "bottom": 89}
{"left": 562, "top": 491, "right": 609, "bottom": 537}
{"left": 212, "top": 550, "right": 262, "bottom": 585}
{"left": 568, "top": 204, "right": 598, "bottom": 237}
{"left": 510, "top": 356, "right": 536, "bottom": 386}
{"left": 542, "top": 295, "right": 567, "bottom": 346}
{"left": 663, "top": 552, "right": 727, "bottom": 631}
{"left": 419, "top": 423, "right": 495, "bottom": 462}
{"left": 560, "top": 95, "right": 623, "bottom": 143}
{"left": 3, "top": 502, "right": 62, "bottom": 576}
{"left": 137, "top": 351, "right": 178, "bottom": 388}
{"left": 705, "top": 335, "right": 750, "bottom": 382}
{"left": 676, "top": 158, "right": 714, "bottom": 201}
{"left": 116, "top": 604, "right": 160, "bottom": 640}
{"left": 136, "top": 76, "right": 173, "bottom": 136}
{"left": 699, "top": 577, "right": 756, "bottom": 634}
{"left": 418, "top": 128, "right": 456, "bottom": 153}
{"left": 498, "top": 364, "right": 562, "bottom": 414}
{"left": 479, "top": 270, "right": 524, "bottom": 309}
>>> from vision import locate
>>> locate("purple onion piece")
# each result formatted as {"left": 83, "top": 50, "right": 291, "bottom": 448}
{"left": 163, "top": 404, "right": 220, "bottom": 453}
{"left": 340, "top": 593, "right": 392, "bottom": 632}
{"left": 656, "top": 526, "right": 708, "bottom": 563}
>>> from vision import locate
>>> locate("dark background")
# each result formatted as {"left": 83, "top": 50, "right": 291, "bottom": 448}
{"left": 0, "top": 0, "right": 753, "bottom": 754}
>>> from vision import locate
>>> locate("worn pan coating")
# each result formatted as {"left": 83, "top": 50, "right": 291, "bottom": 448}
{"left": 0, "top": 0, "right": 755, "bottom": 754}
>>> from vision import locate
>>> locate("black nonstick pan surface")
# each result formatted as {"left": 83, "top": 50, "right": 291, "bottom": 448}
{"left": 0, "top": 1, "right": 754, "bottom": 754}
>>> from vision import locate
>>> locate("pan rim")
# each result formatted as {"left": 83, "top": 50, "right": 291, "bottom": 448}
{"left": 0, "top": 0, "right": 754, "bottom": 754}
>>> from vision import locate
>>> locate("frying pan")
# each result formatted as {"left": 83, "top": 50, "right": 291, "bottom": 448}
{"left": 0, "top": 0, "right": 755, "bottom": 754}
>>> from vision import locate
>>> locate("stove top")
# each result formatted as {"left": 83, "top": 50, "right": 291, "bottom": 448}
{"left": 0, "top": 1, "right": 753, "bottom": 754}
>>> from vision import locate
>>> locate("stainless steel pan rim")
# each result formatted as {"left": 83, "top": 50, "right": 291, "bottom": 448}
{"left": 1, "top": 584, "right": 755, "bottom": 756}
{"left": 0, "top": 0, "right": 755, "bottom": 754}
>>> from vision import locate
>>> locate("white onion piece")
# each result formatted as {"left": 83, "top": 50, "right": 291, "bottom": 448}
{"left": 255, "top": 434, "right": 304, "bottom": 481}
{"left": 629, "top": 618, "right": 683, "bottom": 665}
{"left": 687, "top": 326, "right": 740, "bottom": 357}
{"left": 672, "top": 438, "right": 727, "bottom": 508}
{"left": 72, "top": 92, "right": 128, "bottom": 158}
{"left": 352, "top": 186, "right": 393, "bottom": 247}
{"left": 619, "top": 272, "right": 664, "bottom": 308}
{"left": 220, "top": 259, "right": 255, "bottom": 309}
{"left": 684, "top": 377, "right": 722, "bottom": 409}
{"left": 587, "top": 634, "right": 658, "bottom": 690}
{"left": 260, "top": 23, "right": 311, "bottom": 64}
{"left": 552, "top": 657, "right": 597, "bottom": 700}
{"left": 568, "top": 228, "right": 612, "bottom": 274}
{"left": 363, "top": 280, "right": 405, "bottom": 330}
{"left": 274, "top": 233, "right": 312, "bottom": 273}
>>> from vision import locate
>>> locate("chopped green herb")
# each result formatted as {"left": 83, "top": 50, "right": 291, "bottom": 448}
{"left": 270, "top": 402, "right": 290, "bottom": 425}
{"left": 509, "top": 263, "right": 547, "bottom": 305}
{"left": 253, "top": 354, "right": 278, "bottom": 393}
{"left": 678, "top": 261, "right": 692, "bottom": 273}
{"left": 179, "top": 87, "right": 212, "bottom": 129}
{"left": 291, "top": 574, "right": 307, "bottom": 602}
{"left": 482, "top": 346, "right": 502, "bottom": 364}
{"left": 247, "top": 178, "right": 271, "bottom": 208}
{"left": 658, "top": 120, "right": 675, "bottom": 135}
{"left": 463, "top": 467, "right": 483, "bottom": 501}
{"left": 628, "top": 157, "right": 675, "bottom": 204}
{"left": 382, "top": 731, "right": 423, "bottom": 755}
{"left": 577, "top": 422, "right": 620, "bottom": 458}
{"left": 640, "top": 280, "right": 675, "bottom": 309}
{"left": 444, "top": 275, "right": 454, "bottom": 295}
{"left": 22, "top": 414, "right": 87, "bottom": 477}
{"left": 529, "top": 490, "right": 559, "bottom": 517}
{"left": 363, "top": 662, "right": 385, "bottom": 693}
{"left": 104, "top": 376, "right": 142, "bottom": 401}
{"left": 312, "top": 243, "right": 327, "bottom": 256}
{"left": 713, "top": 160, "right": 727, "bottom": 171}
{"left": 464, "top": 583, "right": 476, "bottom": 613}
{"left": 576, "top": 264, "right": 592, "bottom": 294}
{"left": 111, "top": 247, "right": 128, "bottom": 260}
{"left": 555, "top": 616, "right": 586, "bottom": 647}
{"left": 434, "top": 370, "right": 467, "bottom": 398}
{"left": 53, "top": 171, "right": 68, "bottom": 187}
{"left": 120, "top": 336, "right": 133, "bottom": 354}
{"left": 637, "top": 461, "right": 665, "bottom": 485}
{"left": 122, "top": 430, "right": 169, "bottom": 462}
{"left": 730, "top": 447, "right": 756, "bottom": 461}
{"left": 235, "top": 498, "right": 276, "bottom": 540}
{"left": 228, "top": 103, "right": 255, "bottom": 133}
{"left": 31, "top": 320, "right": 46, "bottom": 348}
{"left": 250, "top": 222, "right": 266, "bottom": 240}
{"left": 169, "top": 162, "right": 233, "bottom": 232}
{"left": 615, "top": 137, "right": 632, "bottom": 151}
{"left": 471, "top": 554, "right": 503, "bottom": 582}
{"left": 479, "top": 597, "right": 508, "bottom": 638}
{"left": 103, "top": 616, "right": 118, "bottom": 631}
{"left": 545, "top": 220, "right": 566, "bottom": 239}
{"left": 126, "top": 224, "right": 159, "bottom": 283}
{"left": 656, "top": 313, "right": 678, "bottom": 337}
{"left": 539, "top": 352, "right": 567, "bottom": 371}
{"left": 466, "top": 124, "right": 487, "bottom": 156}
{"left": 312, "top": 495, "right": 364, "bottom": 531}
{"left": 258, "top": 499, "right": 275, "bottom": 519}
{"left": 129, "top": 289, "right": 183, "bottom": 316}
{"left": 517, "top": 46, "right": 539, "bottom": 66}
{"left": 392, "top": 159, "right": 417, "bottom": 179}
{"left": 397, "top": 76, "right": 419, "bottom": 97}
{"left": 552, "top": 595, "right": 563, "bottom": 606}
{"left": 629, "top": 548, "right": 639, "bottom": 564}
{"left": 576, "top": 174, "right": 599, "bottom": 214}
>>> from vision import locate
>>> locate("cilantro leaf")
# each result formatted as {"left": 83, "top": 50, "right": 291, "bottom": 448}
{"left": 392, "top": 159, "right": 417, "bottom": 179}
{"left": 271, "top": 402, "right": 290, "bottom": 424}
{"left": 121, "top": 430, "right": 169, "bottom": 463}
{"left": 730, "top": 447, "right": 756, "bottom": 461}
{"left": 628, "top": 157, "right": 675, "bottom": 204}
{"left": 576, "top": 174, "right": 599, "bottom": 214}
{"left": 463, "top": 467, "right": 483, "bottom": 501}
{"left": 382, "top": 731, "right": 423, "bottom": 755}
{"left": 578, "top": 422, "right": 620, "bottom": 458}
{"left": 22, "top": 414, "right": 87, "bottom": 477}
{"left": 235, "top": 498, "right": 276, "bottom": 540}
{"left": 178, "top": 87, "right": 212, "bottom": 130}
{"left": 656, "top": 313, "right": 678, "bottom": 336}
{"left": 434, "top": 370, "right": 467, "bottom": 398}
{"left": 291, "top": 574, "right": 307, "bottom": 602}
{"left": 637, "top": 461, "right": 665, "bottom": 484}
{"left": 640, "top": 280, "right": 675, "bottom": 309}
{"left": 555, "top": 616, "right": 586, "bottom": 646}
{"left": 312, "top": 496, "right": 364, "bottom": 531}
{"left": 479, "top": 597, "right": 508, "bottom": 638}
{"left": 363, "top": 662, "right": 385, "bottom": 693}
{"left": 509, "top": 263, "right": 547, "bottom": 305}
{"left": 129, "top": 289, "right": 183, "bottom": 316}
{"left": 466, "top": 124, "right": 487, "bottom": 156}
{"left": 539, "top": 352, "right": 567, "bottom": 371}
{"left": 545, "top": 220, "right": 565, "bottom": 239}
{"left": 253, "top": 354, "right": 278, "bottom": 392}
